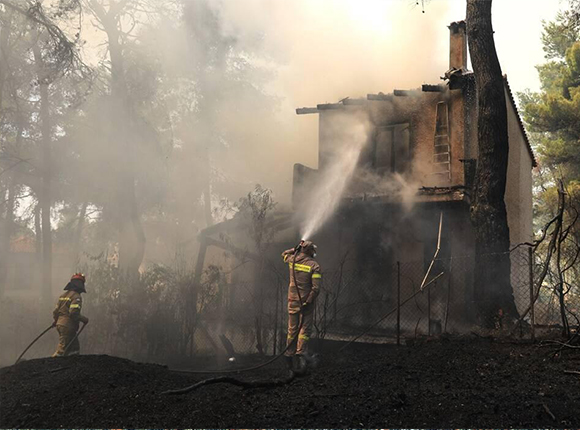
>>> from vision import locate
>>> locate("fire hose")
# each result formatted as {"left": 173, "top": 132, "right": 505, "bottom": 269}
{"left": 63, "top": 322, "right": 88, "bottom": 356}
{"left": 163, "top": 243, "right": 445, "bottom": 394}
{"left": 15, "top": 324, "right": 55, "bottom": 365}
{"left": 171, "top": 242, "right": 307, "bottom": 375}
{"left": 15, "top": 322, "right": 88, "bottom": 365}
{"left": 171, "top": 242, "right": 442, "bottom": 375}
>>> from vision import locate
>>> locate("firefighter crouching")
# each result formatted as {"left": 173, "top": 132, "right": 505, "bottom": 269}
{"left": 282, "top": 240, "right": 321, "bottom": 372}
{"left": 52, "top": 273, "right": 89, "bottom": 357}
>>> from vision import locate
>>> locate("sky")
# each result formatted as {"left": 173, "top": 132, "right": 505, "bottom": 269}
{"left": 468, "top": 0, "right": 565, "bottom": 95}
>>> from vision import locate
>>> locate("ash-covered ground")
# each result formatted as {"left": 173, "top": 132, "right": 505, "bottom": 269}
{"left": 2, "top": 337, "right": 580, "bottom": 428}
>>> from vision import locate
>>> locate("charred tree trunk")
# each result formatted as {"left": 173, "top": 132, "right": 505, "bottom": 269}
{"left": 32, "top": 35, "right": 53, "bottom": 304}
{"left": 554, "top": 181, "right": 570, "bottom": 337}
{"left": 466, "top": 0, "right": 518, "bottom": 325}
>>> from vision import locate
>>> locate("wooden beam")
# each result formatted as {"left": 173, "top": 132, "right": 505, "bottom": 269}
{"left": 296, "top": 107, "right": 319, "bottom": 115}
{"left": 367, "top": 93, "right": 392, "bottom": 101}
{"left": 422, "top": 84, "right": 446, "bottom": 92}
{"left": 394, "top": 89, "right": 411, "bottom": 96}
{"left": 342, "top": 98, "right": 367, "bottom": 106}
{"left": 316, "top": 103, "right": 343, "bottom": 110}
{"left": 204, "top": 236, "right": 260, "bottom": 263}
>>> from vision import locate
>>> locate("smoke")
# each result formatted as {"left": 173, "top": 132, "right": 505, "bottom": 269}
{"left": 300, "top": 115, "right": 371, "bottom": 240}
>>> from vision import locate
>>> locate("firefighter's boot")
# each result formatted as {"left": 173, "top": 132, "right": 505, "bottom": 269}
{"left": 305, "top": 352, "right": 320, "bottom": 368}
{"left": 284, "top": 355, "right": 293, "bottom": 371}
{"left": 295, "top": 354, "right": 307, "bottom": 376}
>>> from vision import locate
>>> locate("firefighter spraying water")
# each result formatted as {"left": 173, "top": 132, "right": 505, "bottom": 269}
{"left": 281, "top": 240, "right": 322, "bottom": 373}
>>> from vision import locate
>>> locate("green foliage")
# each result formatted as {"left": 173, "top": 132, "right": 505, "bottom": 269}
{"left": 519, "top": 5, "right": 580, "bottom": 329}
{"left": 520, "top": 8, "right": 580, "bottom": 221}
{"left": 520, "top": 11, "right": 580, "bottom": 181}
{"left": 540, "top": 11, "right": 580, "bottom": 60}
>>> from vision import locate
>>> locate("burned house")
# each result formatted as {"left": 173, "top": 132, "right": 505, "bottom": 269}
{"left": 291, "top": 21, "right": 535, "bottom": 331}
{"left": 191, "top": 20, "right": 535, "bottom": 347}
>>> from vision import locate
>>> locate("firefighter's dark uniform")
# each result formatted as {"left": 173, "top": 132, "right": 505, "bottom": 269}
{"left": 52, "top": 278, "right": 88, "bottom": 357}
{"left": 282, "top": 242, "right": 322, "bottom": 357}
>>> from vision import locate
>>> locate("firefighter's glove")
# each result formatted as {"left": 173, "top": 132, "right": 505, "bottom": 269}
{"left": 51, "top": 320, "right": 57, "bottom": 328}
{"left": 80, "top": 316, "right": 89, "bottom": 325}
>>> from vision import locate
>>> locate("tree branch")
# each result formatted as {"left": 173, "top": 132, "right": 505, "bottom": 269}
{"left": 161, "top": 373, "right": 295, "bottom": 396}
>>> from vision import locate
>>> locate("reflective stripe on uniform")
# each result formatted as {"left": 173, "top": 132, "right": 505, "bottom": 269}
{"left": 283, "top": 255, "right": 289, "bottom": 262}
{"left": 312, "top": 273, "right": 322, "bottom": 279}
{"left": 298, "top": 334, "right": 309, "bottom": 340}
{"left": 69, "top": 304, "right": 81, "bottom": 309}
{"left": 289, "top": 263, "right": 311, "bottom": 273}
{"left": 287, "top": 334, "right": 295, "bottom": 339}
{"left": 59, "top": 297, "right": 71, "bottom": 301}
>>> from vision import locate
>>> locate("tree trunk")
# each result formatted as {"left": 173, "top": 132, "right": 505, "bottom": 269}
{"left": 466, "top": 0, "right": 518, "bottom": 325}
{"left": 0, "top": 4, "right": 13, "bottom": 298}
{"left": 0, "top": 183, "right": 14, "bottom": 297}
{"left": 0, "top": 8, "right": 10, "bottom": 110}
{"left": 71, "top": 202, "right": 88, "bottom": 270}
{"left": 32, "top": 35, "right": 53, "bottom": 305}
{"left": 34, "top": 202, "right": 42, "bottom": 255}
{"left": 202, "top": 146, "right": 213, "bottom": 228}
{"left": 554, "top": 181, "right": 569, "bottom": 337}
{"left": 90, "top": 1, "right": 146, "bottom": 277}
{"left": 117, "top": 170, "right": 146, "bottom": 277}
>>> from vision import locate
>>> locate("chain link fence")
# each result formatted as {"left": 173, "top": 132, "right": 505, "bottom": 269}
{"left": 188, "top": 247, "right": 580, "bottom": 357}
{"left": 2, "top": 247, "right": 578, "bottom": 364}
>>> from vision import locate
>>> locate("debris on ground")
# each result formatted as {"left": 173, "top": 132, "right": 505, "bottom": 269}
{"left": 1, "top": 338, "right": 579, "bottom": 428}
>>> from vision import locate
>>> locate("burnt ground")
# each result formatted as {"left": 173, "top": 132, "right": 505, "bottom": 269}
{"left": 2, "top": 337, "right": 580, "bottom": 428}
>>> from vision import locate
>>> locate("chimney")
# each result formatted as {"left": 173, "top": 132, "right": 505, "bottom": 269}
{"left": 448, "top": 21, "right": 467, "bottom": 70}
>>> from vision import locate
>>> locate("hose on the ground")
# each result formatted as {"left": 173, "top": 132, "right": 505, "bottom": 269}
{"left": 172, "top": 265, "right": 444, "bottom": 375}
{"left": 15, "top": 324, "right": 54, "bottom": 365}
{"left": 171, "top": 245, "right": 306, "bottom": 375}
{"left": 63, "top": 322, "right": 88, "bottom": 356}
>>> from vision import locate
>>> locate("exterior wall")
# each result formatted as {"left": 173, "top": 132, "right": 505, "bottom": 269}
{"left": 504, "top": 87, "right": 534, "bottom": 315}
{"left": 318, "top": 109, "right": 353, "bottom": 171}
{"left": 463, "top": 84, "right": 534, "bottom": 247}
{"left": 448, "top": 90, "right": 466, "bottom": 185}
{"left": 505, "top": 86, "right": 534, "bottom": 247}
{"left": 294, "top": 79, "right": 534, "bottom": 323}
{"left": 315, "top": 89, "right": 468, "bottom": 192}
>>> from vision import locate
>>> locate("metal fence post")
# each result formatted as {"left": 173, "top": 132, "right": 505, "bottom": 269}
{"left": 397, "top": 261, "right": 401, "bottom": 346}
{"left": 529, "top": 247, "right": 535, "bottom": 342}
{"left": 444, "top": 257, "right": 452, "bottom": 333}
{"left": 428, "top": 283, "right": 432, "bottom": 337}
{"left": 273, "top": 279, "right": 279, "bottom": 355}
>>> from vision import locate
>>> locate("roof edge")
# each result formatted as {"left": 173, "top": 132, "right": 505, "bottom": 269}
{"left": 503, "top": 75, "right": 537, "bottom": 167}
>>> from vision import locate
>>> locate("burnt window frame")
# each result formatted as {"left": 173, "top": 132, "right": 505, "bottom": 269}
{"left": 372, "top": 122, "right": 411, "bottom": 175}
